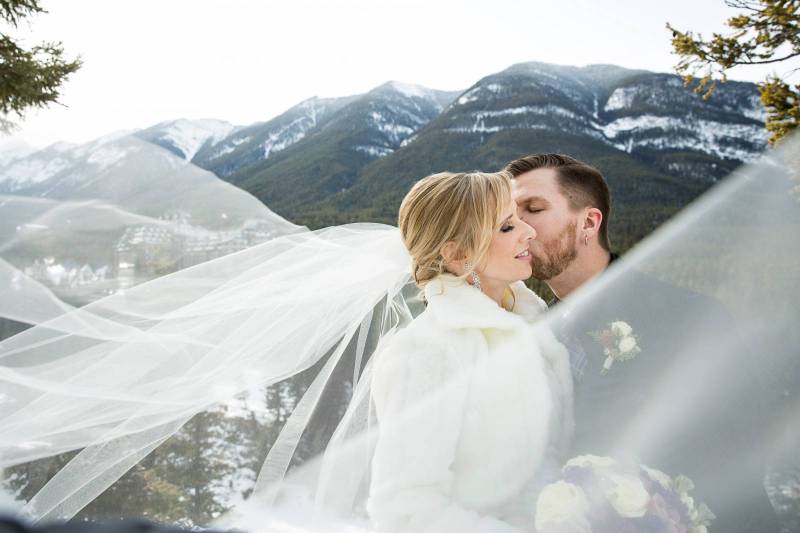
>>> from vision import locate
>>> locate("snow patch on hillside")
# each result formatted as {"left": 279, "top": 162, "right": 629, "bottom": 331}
{"left": 159, "top": 119, "right": 237, "bottom": 161}
{"left": 1, "top": 156, "right": 71, "bottom": 187}
{"left": 602, "top": 114, "right": 768, "bottom": 161}
{"left": 355, "top": 145, "right": 394, "bottom": 158}
{"left": 369, "top": 112, "right": 416, "bottom": 144}
{"left": 87, "top": 144, "right": 139, "bottom": 171}
{"left": 210, "top": 136, "right": 252, "bottom": 159}
{"left": 604, "top": 87, "right": 637, "bottom": 111}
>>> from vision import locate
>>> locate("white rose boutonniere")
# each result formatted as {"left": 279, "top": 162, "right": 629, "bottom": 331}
{"left": 610, "top": 320, "right": 633, "bottom": 336}
{"left": 588, "top": 320, "right": 641, "bottom": 375}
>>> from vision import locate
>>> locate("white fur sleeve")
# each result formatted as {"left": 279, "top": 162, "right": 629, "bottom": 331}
{"left": 366, "top": 337, "right": 528, "bottom": 533}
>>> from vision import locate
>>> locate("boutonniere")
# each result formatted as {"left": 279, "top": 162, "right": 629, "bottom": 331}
{"left": 588, "top": 321, "right": 641, "bottom": 375}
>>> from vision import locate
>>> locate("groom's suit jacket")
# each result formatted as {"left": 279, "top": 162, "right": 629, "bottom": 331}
{"left": 550, "top": 266, "right": 780, "bottom": 533}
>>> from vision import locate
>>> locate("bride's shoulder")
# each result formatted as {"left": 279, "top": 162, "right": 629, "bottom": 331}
{"left": 370, "top": 324, "right": 471, "bottom": 414}
{"left": 376, "top": 313, "right": 450, "bottom": 363}
{"left": 372, "top": 313, "right": 464, "bottom": 383}
{"left": 510, "top": 281, "right": 549, "bottom": 316}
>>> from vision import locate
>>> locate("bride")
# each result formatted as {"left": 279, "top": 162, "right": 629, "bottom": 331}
{"left": 366, "top": 170, "right": 572, "bottom": 532}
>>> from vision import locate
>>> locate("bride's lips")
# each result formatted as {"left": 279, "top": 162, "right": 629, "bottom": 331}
{"left": 514, "top": 249, "right": 530, "bottom": 260}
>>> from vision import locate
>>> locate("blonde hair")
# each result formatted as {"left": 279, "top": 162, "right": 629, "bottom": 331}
{"left": 398, "top": 170, "right": 513, "bottom": 287}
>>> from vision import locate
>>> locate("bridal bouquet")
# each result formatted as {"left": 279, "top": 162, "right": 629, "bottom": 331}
{"left": 535, "top": 455, "right": 715, "bottom": 533}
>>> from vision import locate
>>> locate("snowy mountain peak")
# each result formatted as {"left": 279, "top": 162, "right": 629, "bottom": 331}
{"left": 370, "top": 81, "right": 446, "bottom": 102}
{"left": 387, "top": 81, "right": 434, "bottom": 99}
{"left": 190, "top": 94, "right": 361, "bottom": 176}
{"left": 444, "top": 63, "right": 768, "bottom": 171}
{"left": 48, "top": 141, "right": 79, "bottom": 153}
{"left": 136, "top": 119, "right": 239, "bottom": 161}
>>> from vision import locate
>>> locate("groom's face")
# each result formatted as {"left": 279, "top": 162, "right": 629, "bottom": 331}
{"left": 511, "top": 168, "right": 580, "bottom": 280}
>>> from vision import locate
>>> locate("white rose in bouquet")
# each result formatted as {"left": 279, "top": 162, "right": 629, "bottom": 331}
{"left": 605, "top": 473, "right": 650, "bottom": 518}
{"left": 682, "top": 494, "right": 696, "bottom": 512}
{"left": 535, "top": 481, "right": 591, "bottom": 533}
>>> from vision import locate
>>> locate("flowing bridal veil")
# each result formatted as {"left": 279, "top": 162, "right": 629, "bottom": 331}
{"left": 0, "top": 134, "right": 798, "bottom": 531}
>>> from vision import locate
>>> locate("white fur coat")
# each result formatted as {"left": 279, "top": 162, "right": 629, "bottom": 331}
{"left": 366, "top": 274, "right": 573, "bottom": 533}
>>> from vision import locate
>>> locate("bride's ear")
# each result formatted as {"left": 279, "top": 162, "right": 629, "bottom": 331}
{"left": 440, "top": 241, "right": 466, "bottom": 276}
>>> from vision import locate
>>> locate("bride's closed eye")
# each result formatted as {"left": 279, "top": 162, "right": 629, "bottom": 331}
{"left": 500, "top": 224, "right": 514, "bottom": 233}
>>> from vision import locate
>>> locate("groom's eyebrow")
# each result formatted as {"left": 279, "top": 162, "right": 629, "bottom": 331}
{"left": 521, "top": 195, "right": 551, "bottom": 207}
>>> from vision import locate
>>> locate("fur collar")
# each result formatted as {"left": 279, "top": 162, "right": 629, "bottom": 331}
{"left": 423, "top": 274, "right": 547, "bottom": 331}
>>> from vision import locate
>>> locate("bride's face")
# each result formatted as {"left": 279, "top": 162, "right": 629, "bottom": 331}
{"left": 478, "top": 200, "right": 537, "bottom": 284}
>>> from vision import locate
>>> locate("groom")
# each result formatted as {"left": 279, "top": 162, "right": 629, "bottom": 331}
{"left": 504, "top": 154, "right": 780, "bottom": 532}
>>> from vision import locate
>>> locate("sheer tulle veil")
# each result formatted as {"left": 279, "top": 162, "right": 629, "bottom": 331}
{"left": 0, "top": 134, "right": 798, "bottom": 531}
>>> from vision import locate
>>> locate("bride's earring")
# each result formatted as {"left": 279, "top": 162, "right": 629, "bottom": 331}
{"left": 464, "top": 261, "right": 482, "bottom": 291}
{"left": 584, "top": 234, "right": 589, "bottom": 246}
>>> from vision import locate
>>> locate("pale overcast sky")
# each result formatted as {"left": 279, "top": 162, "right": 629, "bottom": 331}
{"left": 6, "top": 0, "right": 797, "bottom": 147}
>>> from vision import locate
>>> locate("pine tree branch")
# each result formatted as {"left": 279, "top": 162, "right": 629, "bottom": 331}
{"left": 724, "top": 0, "right": 764, "bottom": 13}
{"left": 731, "top": 51, "right": 800, "bottom": 65}
{"left": 669, "top": 0, "right": 799, "bottom": 143}
{"left": 0, "top": 0, "right": 44, "bottom": 28}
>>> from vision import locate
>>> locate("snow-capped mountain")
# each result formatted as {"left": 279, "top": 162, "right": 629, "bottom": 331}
{"left": 354, "top": 81, "right": 459, "bottom": 158}
{"left": 0, "top": 130, "right": 140, "bottom": 195}
{"left": 0, "top": 133, "right": 297, "bottom": 234}
{"left": 0, "top": 138, "right": 36, "bottom": 165}
{"left": 199, "top": 81, "right": 459, "bottom": 183}
{"left": 135, "top": 118, "right": 240, "bottom": 162}
{"left": 214, "top": 81, "right": 460, "bottom": 213}
{"left": 442, "top": 62, "right": 767, "bottom": 166}
{"left": 191, "top": 95, "right": 358, "bottom": 177}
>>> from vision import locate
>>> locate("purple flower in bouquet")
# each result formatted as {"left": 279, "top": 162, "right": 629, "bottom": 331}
{"left": 648, "top": 493, "right": 687, "bottom": 533}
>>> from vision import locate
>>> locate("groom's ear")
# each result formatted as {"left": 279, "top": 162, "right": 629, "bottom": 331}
{"left": 582, "top": 207, "right": 603, "bottom": 236}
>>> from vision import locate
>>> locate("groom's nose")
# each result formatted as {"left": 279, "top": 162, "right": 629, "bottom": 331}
{"left": 521, "top": 222, "right": 536, "bottom": 242}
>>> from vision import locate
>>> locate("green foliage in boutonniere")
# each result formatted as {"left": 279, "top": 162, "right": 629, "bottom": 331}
{"left": 588, "top": 321, "right": 641, "bottom": 375}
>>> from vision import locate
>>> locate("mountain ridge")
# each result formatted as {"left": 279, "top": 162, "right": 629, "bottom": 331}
{"left": 2, "top": 61, "right": 769, "bottom": 250}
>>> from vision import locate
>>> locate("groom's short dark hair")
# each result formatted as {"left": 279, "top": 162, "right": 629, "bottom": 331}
{"left": 503, "top": 153, "right": 611, "bottom": 251}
